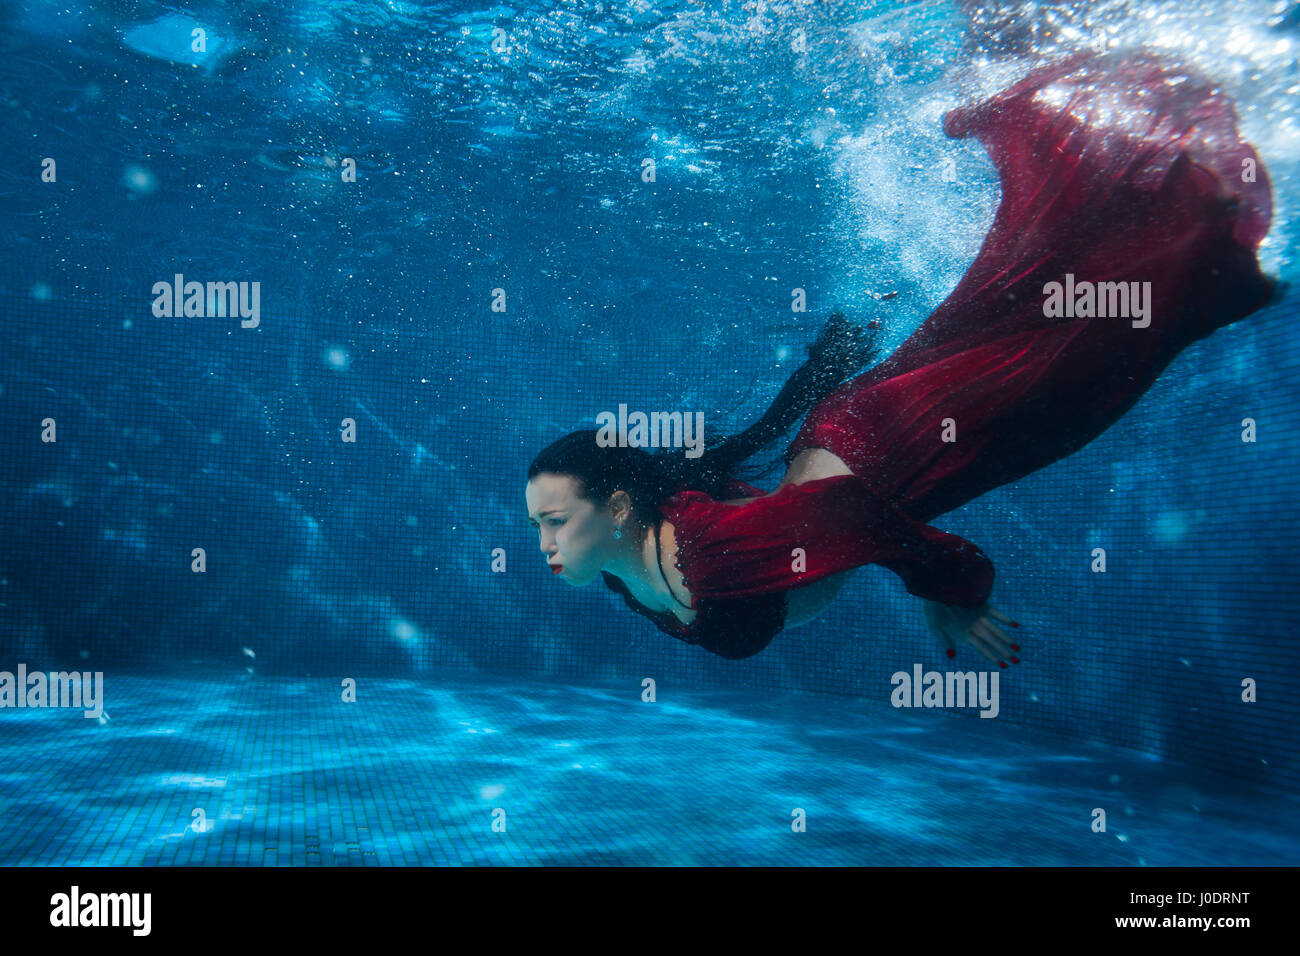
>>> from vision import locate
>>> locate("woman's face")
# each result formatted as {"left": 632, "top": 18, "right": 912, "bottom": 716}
{"left": 525, "top": 473, "right": 618, "bottom": 587}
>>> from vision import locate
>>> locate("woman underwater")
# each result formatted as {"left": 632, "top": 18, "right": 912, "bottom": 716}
{"left": 525, "top": 50, "right": 1279, "bottom": 665}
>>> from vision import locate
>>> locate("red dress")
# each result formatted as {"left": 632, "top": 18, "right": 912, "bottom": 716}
{"left": 605, "top": 51, "right": 1277, "bottom": 659}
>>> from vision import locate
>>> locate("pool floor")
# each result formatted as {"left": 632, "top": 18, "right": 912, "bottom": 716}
{"left": 1, "top": 672, "right": 1295, "bottom": 865}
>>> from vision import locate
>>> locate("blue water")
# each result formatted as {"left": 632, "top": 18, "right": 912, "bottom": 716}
{"left": 1, "top": 0, "right": 1298, "bottom": 866}
{"left": 2, "top": 674, "right": 1297, "bottom": 866}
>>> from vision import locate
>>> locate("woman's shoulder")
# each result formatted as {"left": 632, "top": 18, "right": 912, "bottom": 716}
{"left": 653, "top": 519, "right": 695, "bottom": 611}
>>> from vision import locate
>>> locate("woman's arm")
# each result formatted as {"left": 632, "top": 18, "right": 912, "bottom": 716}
{"left": 872, "top": 519, "right": 995, "bottom": 609}
{"left": 661, "top": 473, "right": 996, "bottom": 605}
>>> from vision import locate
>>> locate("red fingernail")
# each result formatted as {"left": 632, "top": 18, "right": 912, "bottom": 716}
{"left": 946, "top": 648, "right": 956, "bottom": 658}
{"left": 1011, "top": 621, "right": 1020, "bottom": 628}
{"left": 999, "top": 661, "right": 1007, "bottom": 668}
{"left": 1010, "top": 656, "right": 1019, "bottom": 664}
{"left": 1011, "top": 644, "right": 1020, "bottom": 652}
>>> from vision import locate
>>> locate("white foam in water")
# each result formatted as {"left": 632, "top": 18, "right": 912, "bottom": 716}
{"left": 122, "top": 164, "right": 157, "bottom": 195}
{"left": 121, "top": 13, "right": 233, "bottom": 73}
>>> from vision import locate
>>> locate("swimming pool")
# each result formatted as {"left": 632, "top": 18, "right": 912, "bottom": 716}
{"left": 3, "top": 673, "right": 1296, "bottom": 866}
{"left": 1, "top": 0, "right": 1297, "bottom": 868}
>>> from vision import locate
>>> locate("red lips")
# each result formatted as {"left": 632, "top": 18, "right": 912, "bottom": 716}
{"left": 551, "top": 565, "right": 563, "bottom": 574}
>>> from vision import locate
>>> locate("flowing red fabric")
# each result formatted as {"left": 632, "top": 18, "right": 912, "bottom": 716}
{"left": 786, "top": 50, "right": 1276, "bottom": 524}
{"left": 658, "top": 51, "right": 1276, "bottom": 615}
{"left": 660, "top": 477, "right": 996, "bottom": 608}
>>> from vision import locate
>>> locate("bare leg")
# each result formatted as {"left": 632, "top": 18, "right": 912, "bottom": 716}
{"left": 775, "top": 447, "right": 856, "bottom": 628}
{"left": 777, "top": 447, "right": 853, "bottom": 490}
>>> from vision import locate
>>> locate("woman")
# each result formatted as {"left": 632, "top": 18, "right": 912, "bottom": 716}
{"left": 525, "top": 50, "right": 1279, "bottom": 664}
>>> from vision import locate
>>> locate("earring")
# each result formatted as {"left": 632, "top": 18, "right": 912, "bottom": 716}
{"left": 612, "top": 526, "right": 623, "bottom": 540}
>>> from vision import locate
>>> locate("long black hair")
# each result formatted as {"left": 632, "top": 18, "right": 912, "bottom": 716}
{"left": 526, "top": 312, "right": 883, "bottom": 522}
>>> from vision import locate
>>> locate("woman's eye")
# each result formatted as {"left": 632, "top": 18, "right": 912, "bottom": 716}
{"left": 549, "top": 518, "right": 565, "bottom": 526}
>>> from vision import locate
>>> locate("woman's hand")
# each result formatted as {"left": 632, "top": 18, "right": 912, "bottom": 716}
{"left": 923, "top": 599, "right": 1021, "bottom": 667}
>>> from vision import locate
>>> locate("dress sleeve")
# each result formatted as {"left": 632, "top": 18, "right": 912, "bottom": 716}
{"left": 659, "top": 474, "right": 994, "bottom": 608}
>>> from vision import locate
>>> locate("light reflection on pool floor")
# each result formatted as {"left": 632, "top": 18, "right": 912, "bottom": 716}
{"left": 0, "top": 673, "right": 1295, "bottom": 865}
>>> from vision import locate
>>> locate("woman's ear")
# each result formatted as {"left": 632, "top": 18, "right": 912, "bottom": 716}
{"left": 606, "top": 489, "right": 633, "bottom": 524}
